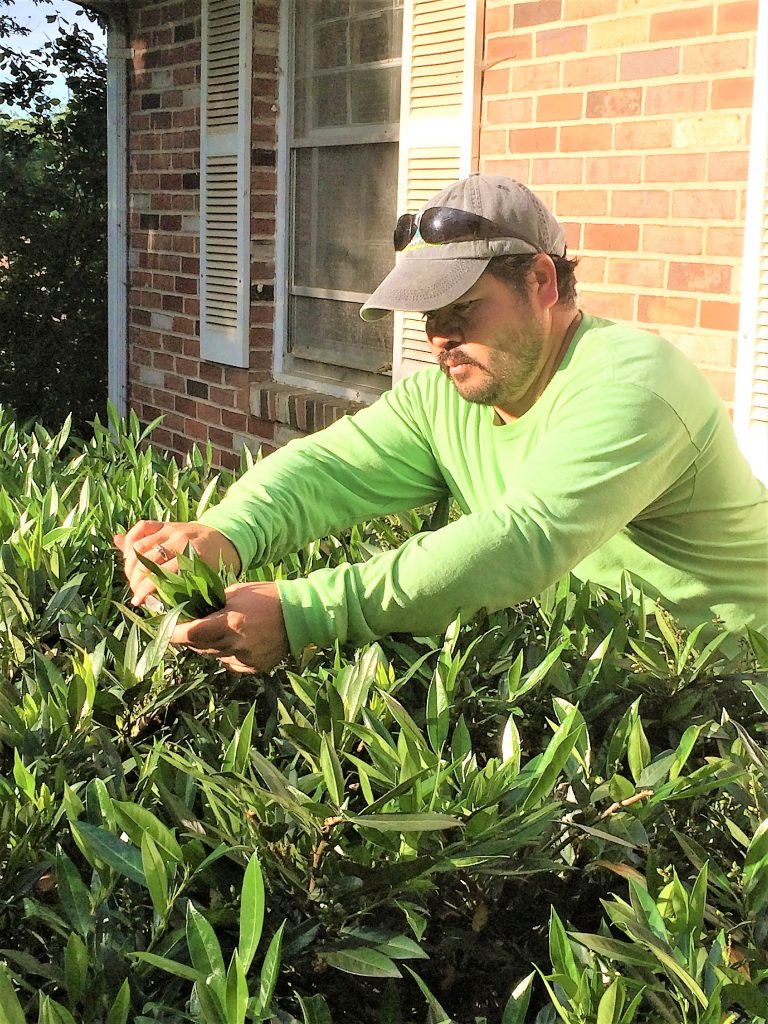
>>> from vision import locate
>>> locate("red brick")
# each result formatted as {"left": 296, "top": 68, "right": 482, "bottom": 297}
{"left": 486, "top": 34, "right": 533, "bottom": 63}
{"left": 608, "top": 258, "right": 666, "bottom": 288}
{"left": 614, "top": 120, "right": 674, "bottom": 149}
{"left": 667, "top": 262, "right": 731, "bottom": 294}
{"left": 671, "top": 189, "right": 737, "bottom": 219}
{"left": 620, "top": 47, "right": 679, "bottom": 80}
{"left": 483, "top": 67, "right": 510, "bottom": 95}
{"left": 536, "top": 25, "right": 588, "bottom": 57}
{"left": 514, "top": 0, "right": 562, "bottom": 26}
{"left": 682, "top": 39, "right": 750, "bottom": 75}
{"left": 717, "top": 1, "right": 759, "bottom": 33}
{"left": 197, "top": 403, "right": 222, "bottom": 426}
{"left": 511, "top": 62, "right": 561, "bottom": 91}
{"left": 708, "top": 150, "right": 749, "bottom": 182}
{"left": 643, "top": 225, "right": 703, "bottom": 255}
{"left": 644, "top": 81, "right": 708, "bottom": 114}
{"left": 644, "top": 153, "right": 707, "bottom": 183}
{"left": 531, "top": 156, "right": 584, "bottom": 184}
{"left": 584, "top": 154, "right": 643, "bottom": 184}
{"left": 583, "top": 223, "right": 640, "bottom": 251}
{"left": 701, "top": 368, "right": 735, "bottom": 403}
{"left": 486, "top": 97, "right": 533, "bottom": 123}
{"left": 706, "top": 225, "right": 744, "bottom": 257}
{"left": 564, "top": 0, "right": 618, "bottom": 15}
{"left": 586, "top": 87, "right": 642, "bottom": 118}
{"left": 562, "top": 53, "right": 616, "bottom": 87}
{"left": 610, "top": 190, "right": 670, "bottom": 218}
{"left": 638, "top": 294, "right": 697, "bottom": 327}
{"left": 576, "top": 255, "right": 606, "bottom": 282}
{"left": 700, "top": 300, "right": 740, "bottom": 331}
{"left": 711, "top": 76, "right": 755, "bottom": 109}
{"left": 560, "top": 124, "right": 613, "bottom": 151}
{"left": 508, "top": 127, "right": 557, "bottom": 152}
{"left": 537, "top": 92, "right": 584, "bottom": 121}
{"left": 579, "top": 289, "right": 635, "bottom": 321}
{"left": 485, "top": 5, "right": 510, "bottom": 32}
{"left": 555, "top": 189, "right": 609, "bottom": 216}
{"left": 650, "top": 7, "right": 713, "bottom": 41}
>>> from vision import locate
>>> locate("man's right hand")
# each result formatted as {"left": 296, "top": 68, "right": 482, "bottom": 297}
{"left": 114, "top": 521, "right": 241, "bottom": 607}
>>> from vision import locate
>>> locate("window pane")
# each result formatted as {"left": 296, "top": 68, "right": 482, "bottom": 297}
{"left": 351, "top": 10, "right": 392, "bottom": 64}
{"left": 290, "top": 295, "right": 393, "bottom": 373}
{"left": 315, "top": 21, "right": 348, "bottom": 70}
{"left": 315, "top": 73, "right": 349, "bottom": 128}
{"left": 292, "top": 143, "right": 398, "bottom": 294}
{"left": 350, "top": 65, "right": 399, "bottom": 124}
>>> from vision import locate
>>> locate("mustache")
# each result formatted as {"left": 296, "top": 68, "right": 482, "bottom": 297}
{"left": 437, "top": 349, "right": 482, "bottom": 371}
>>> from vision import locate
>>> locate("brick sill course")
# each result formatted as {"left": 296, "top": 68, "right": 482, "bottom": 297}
{"left": 250, "top": 381, "right": 366, "bottom": 443}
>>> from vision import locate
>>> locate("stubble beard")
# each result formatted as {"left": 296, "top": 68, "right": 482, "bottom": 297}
{"left": 438, "top": 328, "right": 545, "bottom": 408}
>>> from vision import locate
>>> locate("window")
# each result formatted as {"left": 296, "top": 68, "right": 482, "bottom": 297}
{"left": 284, "top": 0, "right": 404, "bottom": 390}
{"left": 735, "top": 1, "right": 767, "bottom": 484}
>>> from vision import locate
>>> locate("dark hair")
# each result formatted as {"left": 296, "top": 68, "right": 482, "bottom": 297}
{"left": 485, "top": 253, "right": 579, "bottom": 307}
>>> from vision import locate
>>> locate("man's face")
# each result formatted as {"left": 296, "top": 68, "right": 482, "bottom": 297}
{"left": 423, "top": 270, "right": 550, "bottom": 412}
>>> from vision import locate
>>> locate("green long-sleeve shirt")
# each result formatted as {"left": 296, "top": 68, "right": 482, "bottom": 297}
{"left": 200, "top": 314, "right": 768, "bottom": 655}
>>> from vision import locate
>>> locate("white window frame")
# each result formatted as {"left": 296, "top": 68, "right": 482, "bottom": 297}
{"left": 274, "top": 1, "right": 401, "bottom": 404}
{"left": 734, "top": 0, "right": 768, "bottom": 483}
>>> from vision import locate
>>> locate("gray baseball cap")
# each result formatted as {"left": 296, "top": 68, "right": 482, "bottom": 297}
{"left": 360, "top": 173, "right": 566, "bottom": 321}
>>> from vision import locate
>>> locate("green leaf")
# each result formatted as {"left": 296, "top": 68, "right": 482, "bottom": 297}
{"left": 54, "top": 849, "right": 91, "bottom": 937}
{"left": 346, "top": 812, "right": 463, "bottom": 832}
{"left": 254, "top": 922, "right": 284, "bottom": 1016}
{"left": 320, "top": 947, "right": 401, "bottom": 978}
{"left": 130, "top": 952, "right": 202, "bottom": 983}
{"left": 744, "top": 817, "right": 768, "bottom": 915}
{"left": 374, "top": 935, "right": 429, "bottom": 960}
{"left": 501, "top": 971, "right": 535, "bottom": 1024}
{"left": 426, "top": 671, "right": 449, "bottom": 752}
{"left": 238, "top": 854, "right": 265, "bottom": 973}
{"left": 225, "top": 951, "right": 247, "bottom": 1024}
{"left": 105, "top": 980, "right": 131, "bottom": 1024}
{"left": 70, "top": 821, "right": 145, "bottom": 886}
{"left": 596, "top": 978, "right": 625, "bottom": 1024}
{"left": 64, "top": 933, "right": 87, "bottom": 1007}
{"left": 627, "top": 715, "right": 650, "bottom": 783}
{"left": 186, "top": 901, "right": 225, "bottom": 983}
{"left": 548, "top": 909, "right": 579, "bottom": 983}
{"left": 0, "top": 968, "right": 27, "bottom": 1024}
{"left": 141, "top": 832, "right": 169, "bottom": 918}
{"left": 521, "top": 709, "right": 584, "bottom": 810}
{"left": 746, "top": 626, "right": 768, "bottom": 669}
{"left": 320, "top": 733, "right": 344, "bottom": 807}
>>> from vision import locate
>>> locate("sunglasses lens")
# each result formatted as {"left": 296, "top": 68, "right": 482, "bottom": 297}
{"left": 419, "top": 207, "right": 505, "bottom": 245}
{"left": 394, "top": 214, "right": 417, "bottom": 251}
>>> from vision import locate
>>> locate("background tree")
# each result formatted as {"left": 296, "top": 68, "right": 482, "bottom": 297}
{"left": 0, "top": 0, "right": 107, "bottom": 434}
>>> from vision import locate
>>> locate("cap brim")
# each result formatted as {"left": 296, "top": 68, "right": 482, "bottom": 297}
{"left": 359, "top": 256, "right": 491, "bottom": 322}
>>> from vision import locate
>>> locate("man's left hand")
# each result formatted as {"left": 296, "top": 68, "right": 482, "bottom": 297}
{"left": 170, "top": 581, "right": 289, "bottom": 673}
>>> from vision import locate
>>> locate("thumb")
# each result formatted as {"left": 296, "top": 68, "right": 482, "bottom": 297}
{"left": 113, "top": 533, "right": 126, "bottom": 552}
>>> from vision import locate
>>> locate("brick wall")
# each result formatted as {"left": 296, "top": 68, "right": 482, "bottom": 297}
{"left": 127, "top": 0, "right": 279, "bottom": 470}
{"left": 480, "top": 0, "right": 759, "bottom": 409}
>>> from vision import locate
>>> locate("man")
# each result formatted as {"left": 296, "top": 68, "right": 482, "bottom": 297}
{"left": 115, "top": 174, "right": 768, "bottom": 673}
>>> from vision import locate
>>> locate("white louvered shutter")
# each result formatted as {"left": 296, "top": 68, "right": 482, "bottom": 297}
{"left": 200, "top": 0, "right": 251, "bottom": 366}
{"left": 735, "top": 5, "right": 768, "bottom": 484}
{"left": 392, "top": 0, "right": 482, "bottom": 381}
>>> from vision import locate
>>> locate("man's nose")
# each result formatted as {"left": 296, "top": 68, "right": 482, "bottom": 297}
{"left": 425, "top": 317, "right": 462, "bottom": 351}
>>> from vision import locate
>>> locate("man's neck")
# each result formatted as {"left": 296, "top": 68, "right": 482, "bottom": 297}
{"left": 494, "top": 306, "right": 582, "bottom": 424}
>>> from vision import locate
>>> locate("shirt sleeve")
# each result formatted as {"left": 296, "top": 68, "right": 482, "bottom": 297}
{"left": 276, "top": 382, "right": 700, "bottom": 655}
{"left": 198, "top": 372, "right": 449, "bottom": 572}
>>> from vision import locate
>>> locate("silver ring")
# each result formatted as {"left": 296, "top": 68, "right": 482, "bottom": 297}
{"left": 153, "top": 543, "right": 171, "bottom": 562}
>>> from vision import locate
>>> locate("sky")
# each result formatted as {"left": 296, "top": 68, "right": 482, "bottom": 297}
{"left": 1, "top": 0, "right": 107, "bottom": 106}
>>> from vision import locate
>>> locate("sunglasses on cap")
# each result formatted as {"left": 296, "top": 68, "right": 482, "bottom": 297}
{"left": 394, "top": 206, "right": 534, "bottom": 252}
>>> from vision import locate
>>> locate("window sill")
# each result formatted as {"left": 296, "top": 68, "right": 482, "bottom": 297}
{"left": 250, "top": 381, "right": 366, "bottom": 440}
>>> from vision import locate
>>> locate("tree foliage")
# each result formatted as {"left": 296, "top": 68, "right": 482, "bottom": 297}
{"left": 0, "top": 1, "right": 107, "bottom": 433}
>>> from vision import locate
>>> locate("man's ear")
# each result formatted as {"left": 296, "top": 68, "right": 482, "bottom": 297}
{"left": 530, "top": 253, "right": 560, "bottom": 309}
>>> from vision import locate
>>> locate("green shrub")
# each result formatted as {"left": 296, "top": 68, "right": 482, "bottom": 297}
{"left": 0, "top": 405, "right": 766, "bottom": 1023}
